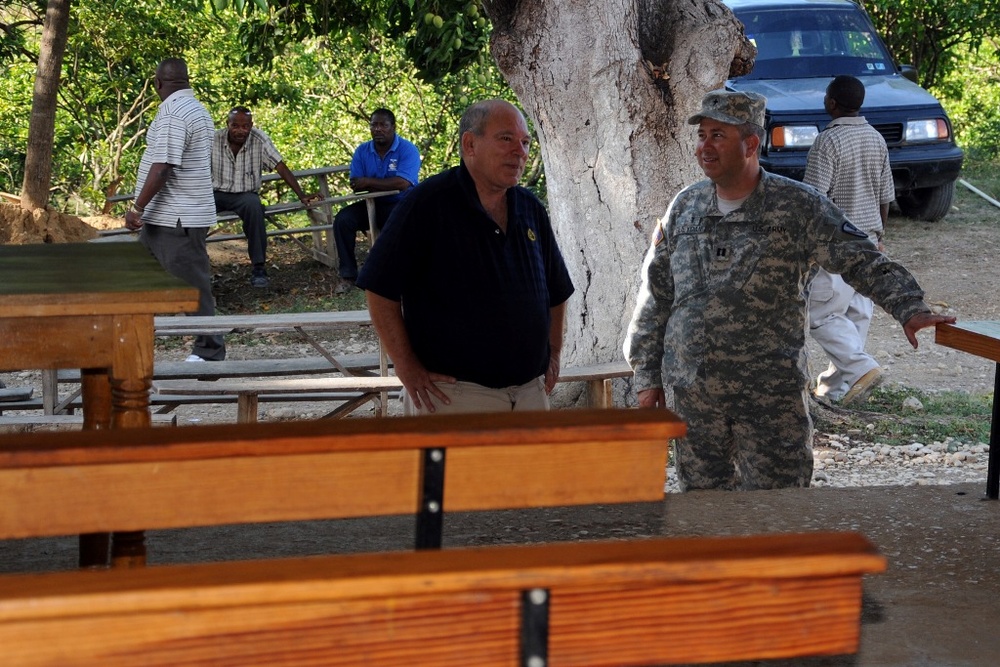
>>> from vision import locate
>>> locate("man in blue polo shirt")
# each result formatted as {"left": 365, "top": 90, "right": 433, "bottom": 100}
{"left": 358, "top": 99, "right": 574, "bottom": 415}
{"left": 333, "top": 108, "right": 421, "bottom": 294}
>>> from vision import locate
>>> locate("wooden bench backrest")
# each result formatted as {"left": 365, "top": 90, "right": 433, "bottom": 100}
{"left": 0, "top": 531, "right": 886, "bottom": 666}
{"left": 0, "top": 409, "right": 683, "bottom": 540}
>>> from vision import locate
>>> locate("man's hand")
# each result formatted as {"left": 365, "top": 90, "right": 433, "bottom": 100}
{"left": 124, "top": 209, "right": 143, "bottom": 231}
{"left": 300, "top": 193, "right": 322, "bottom": 205}
{"left": 637, "top": 388, "right": 666, "bottom": 408}
{"left": 544, "top": 350, "right": 561, "bottom": 394}
{"left": 903, "top": 311, "right": 957, "bottom": 348}
{"left": 394, "top": 357, "right": 455, "bottom": 413}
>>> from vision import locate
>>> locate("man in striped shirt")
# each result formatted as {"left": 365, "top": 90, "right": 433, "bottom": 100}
{"left": 805, "top": 75, "right": 895, "bottom": 405}
{"left": 211, "top": 107, "right": 317, "bottom": 288}
{"left": 124, "top": 58, "right": 225, "bottom": 362}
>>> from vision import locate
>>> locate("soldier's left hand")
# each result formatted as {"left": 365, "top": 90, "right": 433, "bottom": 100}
{"left": 903, "top": 312, "right": 957, "bottom": 348}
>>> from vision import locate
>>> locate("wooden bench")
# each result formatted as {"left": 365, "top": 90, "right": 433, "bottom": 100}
{"left": 150, "top": 360, "right": 633, "bottom": 422}
{"left": 104, "top": 165, "right": 350, "bottom": 209}
{"left": 30, "top": 311, "right": 378, "bottom": 416}
{"left": 0, "top": 409, "right": 681, "bottom": 567}
{"left": 557, "top": 360, "right": 634, "bottom": 408}
{"left": 32, "top": 354, "right": 381, "bottom": 416}
{"left": 2, "top": 355, "right": 386, "bottom": 420}
{"left": 58, "top": 354, "right": 381, "bottom": 384}
{"left": 0, "top": 391, "right": 397, "bottom": 419}
{"left": 154, "top": 375, "right": 403, "bottom": 422}
{"left": 0, "top": 531, "right": 886, "bottom": 666}
{"left": 101, "top": 166, "right": 398, "bottom": 268}
{"left": 0, "top": 414, "right": 177, "bottom": 430}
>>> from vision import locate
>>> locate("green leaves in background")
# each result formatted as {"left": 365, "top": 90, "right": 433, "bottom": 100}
{"left": 0, "top": 0, "right": 508, "bottom": 211}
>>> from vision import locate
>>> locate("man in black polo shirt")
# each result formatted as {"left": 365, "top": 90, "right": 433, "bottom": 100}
{"left": 357, "top": 99, "right": 574, "bottom": 415}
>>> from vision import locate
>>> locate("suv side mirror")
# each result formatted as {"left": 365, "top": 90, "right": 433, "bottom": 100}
{"left": 898, "top": 65, "right": 919, "bottom": 84}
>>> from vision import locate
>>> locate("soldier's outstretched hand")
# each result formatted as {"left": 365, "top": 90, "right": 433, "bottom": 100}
{"left": 903, "top": 312, "right": 957, "bottom": 348}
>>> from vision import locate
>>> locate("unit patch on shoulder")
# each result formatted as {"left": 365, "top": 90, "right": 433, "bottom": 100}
{"left": 653, "top": 221, "right": 665, "bottom": 247}
{"left": 841, "top": 220, "right": 869, "bottom": 239}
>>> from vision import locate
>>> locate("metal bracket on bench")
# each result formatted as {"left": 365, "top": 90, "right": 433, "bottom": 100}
{"left": 520, "top": 588, "right": 550, "bottom": 667}
{"left": 415, "top": 447, "right": 446, "bottom": 549}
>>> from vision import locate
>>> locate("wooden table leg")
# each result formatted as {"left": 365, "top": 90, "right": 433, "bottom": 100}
{"left": 987, "top": 362, "right": 999, "bottom": 500}
{"left": 238, "top": 393, "right": 259, "bottom": 424}
{"left": 79, "top": 370, "right": 113, "bottom": 568}
{"left": 108, "top": 314, "right": 154, "bottom": 566}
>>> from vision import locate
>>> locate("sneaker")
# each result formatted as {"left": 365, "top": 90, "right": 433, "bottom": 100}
{"left": 334, "top": 279, "right": 355, "bottom": 295}
{"left": 840, "top": 368, "right": 883, "bottom": 406}
{"left": 185, "top": 354, "right": 206, "bottom": 363}
{"left": 250, "top": 268, "right": 269, "bottom": 288}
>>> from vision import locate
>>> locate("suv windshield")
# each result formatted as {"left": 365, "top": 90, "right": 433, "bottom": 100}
{"left": 739, "top": 7, "right": 893, "bottom": 79}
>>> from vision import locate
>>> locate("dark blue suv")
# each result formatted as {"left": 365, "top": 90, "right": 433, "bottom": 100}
{"left": 724, "top": 0, "right": 964, "bottom": 221}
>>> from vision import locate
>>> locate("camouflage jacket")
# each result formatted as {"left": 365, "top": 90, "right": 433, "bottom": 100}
{"left": 624, "top": 169, "right": 929, "bottom": 395}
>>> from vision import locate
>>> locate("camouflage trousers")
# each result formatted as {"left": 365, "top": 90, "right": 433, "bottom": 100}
{"left": 672, "top": 383, "right": 813, "bottom": 491}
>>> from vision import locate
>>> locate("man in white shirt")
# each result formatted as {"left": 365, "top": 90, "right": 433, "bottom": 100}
{"left": 805, "top": 75, "right": 896, "bottom": 404}
{"left": 124, "top": 58, "right": 225, "bottom": 361}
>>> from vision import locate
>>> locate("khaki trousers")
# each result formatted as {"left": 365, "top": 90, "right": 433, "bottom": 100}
{"left": 402, "top": 377, "right": 549, "bottom": 416}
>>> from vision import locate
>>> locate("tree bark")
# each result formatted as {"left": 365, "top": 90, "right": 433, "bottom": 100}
{"left": 484, "top": 0, "right": 752, "bottom": 402}
{"left": 20, "top": 0, "right": 71, "bottom": 211}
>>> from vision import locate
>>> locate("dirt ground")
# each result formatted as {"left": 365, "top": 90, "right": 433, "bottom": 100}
{"left": 839, "top": 192, "right": 999, "bottom": 396}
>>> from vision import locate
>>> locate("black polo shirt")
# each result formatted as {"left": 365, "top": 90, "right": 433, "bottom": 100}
{"left": 357, "top": 163, "right": 574, "bottom": 388}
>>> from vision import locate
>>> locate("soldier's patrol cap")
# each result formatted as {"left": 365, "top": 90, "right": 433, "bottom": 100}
{"left": 687, "top": 89, "right": 766, "bottom": 128}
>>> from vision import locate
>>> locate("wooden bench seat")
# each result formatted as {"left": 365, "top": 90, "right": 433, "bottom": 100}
{"left": 0, "top": 532, "right": 886, "bottom": 666}
{"left": 0, "top": 390, "right": 398, "bottom": 419}
{"left": 0, "top": 414, "right": 177, "bottom": 430}
{"left": 99, "top": 166, "right": 397, "bottom": 268}
{"left": 556, "top": 360, "right": 633, "bottom": 408}
{"left": 18, "top": 356, "right": 629, "bottom": 421}
{"left": 0, "top": 409, "right": 683, "bottom": 567}
{"left": 0, "top": 387, "right": 33, "bottom": 403}
{"left": 151, "top": 360, "right": 634, "bottom": 422}
{"left": 153, "top": 310, "right": 372, "bottom": 336}
{"left": 155, "top": 376, "right": 404, "bottom": 422}
{"left": 33, "top": 354, "right": 386, "bottom": 418}
{"left": 56, "top": 354, "right": 382, "bottom": 384}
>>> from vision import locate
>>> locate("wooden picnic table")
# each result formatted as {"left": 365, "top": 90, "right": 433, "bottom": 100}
{"left": 935, "top": 321, "right": 1000, "bottom": 499}
{"left": 0, "top": 243, "right": 198, "bottom": 427}
{"left": 0, "top": 241, "right": 199, "bottom": 567}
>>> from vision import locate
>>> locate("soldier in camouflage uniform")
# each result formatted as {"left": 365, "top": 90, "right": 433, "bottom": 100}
{"left": 624, "top": 89, "right": 955, "bottom": 491}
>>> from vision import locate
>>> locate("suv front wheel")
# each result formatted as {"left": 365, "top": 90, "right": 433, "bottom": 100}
{"left": 896, "top": 181, "right": 956, "bottom": 222}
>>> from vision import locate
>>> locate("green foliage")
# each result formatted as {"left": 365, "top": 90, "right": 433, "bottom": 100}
{"left": 819, "top": 385, "right": 994, "bottom": 447}
{"left": 934, "top": 41, "right": 1000, "bottom": 161}
{"left": 204, "top": 0, "right": 492, "bottom": 83}
{"left": 862, "top": 0, "right": 1000, "bottom": 88}
{"left": 391, "top": 1, "right": 491, "bottom": 83}
{"left": 0, "top": 0, "right": 511, "bottom": 211}
{"left": 958, "top": 157, "right": 1000, "bottom": 200}
{"left": 0, "top": 59, "right": 34, "bottom": 189}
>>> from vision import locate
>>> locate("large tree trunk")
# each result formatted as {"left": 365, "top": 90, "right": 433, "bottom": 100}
{"left": 20, "top": 0, "right": 71, "bottom": 211}
{"left": 484, "top": 0, "right": 752, "bottom": 403}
